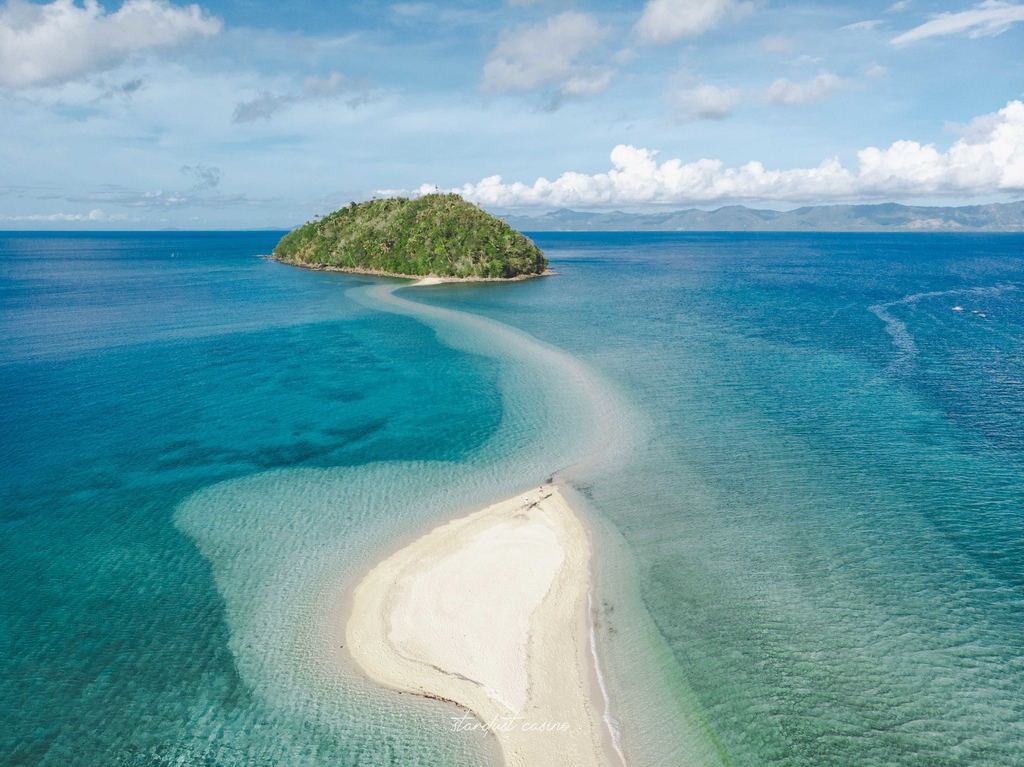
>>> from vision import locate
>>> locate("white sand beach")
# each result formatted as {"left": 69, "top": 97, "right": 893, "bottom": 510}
{"left": 346, "top": 485, "right": 615, "bottom": 767}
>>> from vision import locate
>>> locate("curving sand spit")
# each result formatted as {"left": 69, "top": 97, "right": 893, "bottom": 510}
{"left": 346, "top": 485, "right": 615, "bottom": 767}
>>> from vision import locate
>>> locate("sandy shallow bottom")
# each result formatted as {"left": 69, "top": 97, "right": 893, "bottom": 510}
{"left": 346, "top": 484, "right": 615, "bottom": 767}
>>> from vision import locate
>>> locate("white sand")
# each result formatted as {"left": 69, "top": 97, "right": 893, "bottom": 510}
{"left": 346, "top": 485, "right": 614, "bottom": 767}
{"left": 412, "top": 276, "right": 447, "bottom": 286}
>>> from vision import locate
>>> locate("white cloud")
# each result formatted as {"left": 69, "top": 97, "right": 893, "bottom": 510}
{"left": 388, "top": 2, "right": 486, "bottom": 26}
{"left": 765, "top": 72, "right": 843, "bottom": 107}
{"left": 67, "top": 186, "right": 257, "bottom": 208}
{"left": 761, "top": 34, "right": 793, "bottom": 53}
{"left": 790, "top": 53, "right": 824, "bottom": 65}
{"left": 0, "top": 208, "right": 106, "bottom": 221}
{"left": 891, "top": 0, "right": 1024, "bottom": 45}
{"left": 560, "top": 70, "right": 614, "bottom": 97}
{"left": 0, "top": 0, "right": 221, "bottom": 88}
{"left": 481, "top": 12, "right": 612, "bottom": 102}
{"left": 438, "top": 100, "right": 1024, "bottom": 207}
{"left": 672, "top": 83, "right": 741, "bottom": 122}
{"left": 841, "top": 19, "right": 885, "bottom": 31}
{"left": 633, "top": 0, "right": 754, "bottom": 46}
{"left": 610, "top": 47, "right": 637, "bottom": 66}
{"left": 888, "top": 0, "right": 913, "bottom": 11}
{"left": 233, "top": 73, "right": 365, "bottom": 123}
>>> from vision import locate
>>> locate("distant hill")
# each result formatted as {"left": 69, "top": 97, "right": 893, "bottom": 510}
{"left": 273, "top": 193, "right": 547, "bottom": 279}
{"left": 502, "top": 201, "right": 1024, "bottom": 232}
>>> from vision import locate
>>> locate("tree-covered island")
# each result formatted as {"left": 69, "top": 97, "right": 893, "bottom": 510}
{"left": 272, "top": 193, "right": 549, "bottom": 279}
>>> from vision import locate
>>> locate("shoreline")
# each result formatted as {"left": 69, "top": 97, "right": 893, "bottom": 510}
{"left": 261, "top": 254, "right": 556, "bottom": 282}
{"left": 345, "top": 483, "right": 621, "bottom": 767}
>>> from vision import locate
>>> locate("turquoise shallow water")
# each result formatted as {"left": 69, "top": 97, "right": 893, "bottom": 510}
{"left": 3, "top": 231, "right": 1024, "bottom": 765}
{"left": 411, "top": 233, "right": 1024, "bottom": 765}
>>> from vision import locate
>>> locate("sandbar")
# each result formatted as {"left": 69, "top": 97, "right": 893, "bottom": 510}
{"left": 346, "top": 484, "right": 615, "bottom": 766}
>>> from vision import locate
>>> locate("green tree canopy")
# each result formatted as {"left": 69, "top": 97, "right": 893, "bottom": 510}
{"left": 273, "top": 193, "right": 548, "bottom": 279}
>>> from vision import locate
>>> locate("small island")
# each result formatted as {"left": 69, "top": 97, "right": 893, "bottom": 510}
{"left": 272, "top": 193, "right": 549, "bottom": 280}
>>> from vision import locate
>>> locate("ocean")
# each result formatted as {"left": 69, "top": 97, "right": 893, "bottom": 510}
{"left": 2, "top": 231, "right": 1023, "bottom": 766}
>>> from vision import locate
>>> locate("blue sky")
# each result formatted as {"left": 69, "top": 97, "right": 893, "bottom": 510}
{"left": 1, "top": 0, "right": 1023, "bottom": 228}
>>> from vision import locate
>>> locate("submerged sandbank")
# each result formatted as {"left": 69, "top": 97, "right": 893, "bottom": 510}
{"left": 346, "top": 484, "right": 616, "bottom": 767}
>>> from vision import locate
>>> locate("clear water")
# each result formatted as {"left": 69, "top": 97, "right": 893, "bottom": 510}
{"left": 411, "top": 233, "right": 1024, "bottom": 766}
{"left": 4, "top": 231, "right": 1024, "bottom": 766}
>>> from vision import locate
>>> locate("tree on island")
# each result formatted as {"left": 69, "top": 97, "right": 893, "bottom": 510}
{"left": 273, "top": 193, "right": 548, "bottom": 279}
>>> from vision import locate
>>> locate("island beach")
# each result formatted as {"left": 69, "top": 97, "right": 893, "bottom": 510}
{"left": 346, "top": 484, "right": 618, "bottom": 767}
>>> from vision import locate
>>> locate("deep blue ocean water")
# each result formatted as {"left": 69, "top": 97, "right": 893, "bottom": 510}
{"left": 3, "top": 231, "right": 1023, "bottom": 766}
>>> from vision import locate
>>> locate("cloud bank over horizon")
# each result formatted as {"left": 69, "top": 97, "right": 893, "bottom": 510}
{"left": 431, "top": 100, "right": 1024, "bottom": 209}
{"left": 3, "top": 0, "right": 1024, "bottom": 226}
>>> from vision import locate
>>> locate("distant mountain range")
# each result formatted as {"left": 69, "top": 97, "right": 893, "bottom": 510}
{"left": 503, "top": 201, "right": 1024, "bottom": 233}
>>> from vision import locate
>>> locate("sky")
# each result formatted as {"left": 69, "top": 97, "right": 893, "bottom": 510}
{"left": 1, "top": 0, "right": 1023, "bottom": 228}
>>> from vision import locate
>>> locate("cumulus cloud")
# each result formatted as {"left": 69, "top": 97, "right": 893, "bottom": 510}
{"left": 765, "top": 72, "right": 843, "bottom": 107}
{"left": 436, "top": 100, "right": 1024, "bottom": 208}
{"left": 0, "top": 0, "right": 221, "bottom": 89}
{"left": 633, "top": 0, "right": 754, "bottom": 46}
{"left": 672, "top": 83, "right": 741, "bottom": 122}
{"left": 891, "top": 0, "right": 1024, "bottom": 45}
{"left": 481, "top": 12, "right": 612, "bottom": 104}
{"left": 233, "top": 72, "right": 365, "bottom": 123}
